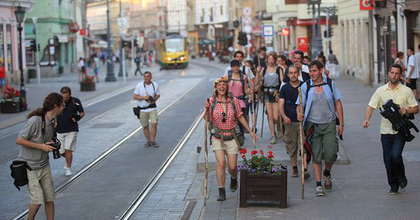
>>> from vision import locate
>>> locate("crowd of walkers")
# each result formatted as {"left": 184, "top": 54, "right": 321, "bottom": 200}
{"left": 203, "top": 46, "right": 419, "bottom": 201}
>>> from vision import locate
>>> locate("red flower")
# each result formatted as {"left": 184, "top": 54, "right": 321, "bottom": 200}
{"left": 240, "top": 149, "right": 247, "bottom": 154}
{"left": 268, "top": 154, "right": 274, "bottom": 158}
{"left": 251, "top": 150, "right": 258, "bottom": 156}
{"left": 241, "top": 155, "right": 246, "bottom": 158}
{"left": 260, "top": 149, "right": 264, "bottom": 155}
{"left": 268, "top": 151, "right": 273, "bottom": 155}
{"left": 257, "top": 159, "right": 260, "bottom": 163}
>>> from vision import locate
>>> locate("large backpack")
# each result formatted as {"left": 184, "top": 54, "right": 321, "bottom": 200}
{"left": 305, "top": 77, "right": 334, "bottom": 99}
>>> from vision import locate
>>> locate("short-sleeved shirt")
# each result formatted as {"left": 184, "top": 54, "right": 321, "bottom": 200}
{"left": 415, "top": 52, "right": 420, "bottom": 75}
{"left": 94, "top": 57, "right": 100, "bottom": 68}
{"left": 408, "top": 55, "right": 419, "bottom": 79}
{"left": 368, "top": 83, "right": 418, "bottom": 134}
{"left": 296, "top": 77, "right": 342, "bottom": 126}
{"left": 225, "top": 74, "right": 247, "bottom": 108}
{"left": 279, "top": 81, "right": 303, "bottom": 122}
{"left": 134, "top": 81, "right": 160, "bottom": 113}
{"left": 207, "top": 96, "right": 243, "bottom": 138}
{"left": 17, "top": 116, "right": 54, "bottom": 169}
{"left": 56, "top": 97, "right": 84, "bottom": 133}
{"left": 253, "top": 55, "right": 266, "bottom": 68}
{"left": 224, "top": 64, "right": 255, "bottom": 81}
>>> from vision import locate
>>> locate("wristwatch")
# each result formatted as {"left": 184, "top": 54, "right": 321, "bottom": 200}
{"left": 338, "top": 124, "right": 345, "bottom": 127}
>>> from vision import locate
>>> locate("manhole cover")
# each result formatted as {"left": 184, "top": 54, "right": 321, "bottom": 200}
{"left": 91, "top": 123, "right": 123, "bottom": 129}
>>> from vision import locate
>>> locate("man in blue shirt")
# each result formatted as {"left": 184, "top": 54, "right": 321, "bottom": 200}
{"left": 297, "top": 60, "right": 344, "bottom": 196}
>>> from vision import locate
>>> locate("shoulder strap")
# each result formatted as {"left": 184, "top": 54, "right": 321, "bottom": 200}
{"left": 230, "top": 98, "right": 237, "bottom": 119}
{"left": 242, "top": 65, "right": 246, "bottom": 74}
{"left": 227, "top": 70, "right": 232, "bottom": 82}
{"left": 305, "top": 78, "right": 334, "bottom": 99}
{"left": 276, "top": 66, "right": 282, "bottom": 90}
{"left": 211, "top": 97, "right": 217, "bottom": 114}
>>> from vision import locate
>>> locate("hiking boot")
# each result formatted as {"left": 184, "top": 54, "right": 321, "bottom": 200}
{"left": 315, "top": 186, "right": 325, "bottom": 196}
{"left": 324, "top": 175, "right": 332, "bottom": 191}
{"left": 144, "top": 142, "right": 151, "bottom": 148}
{"left": 217, "top": 187, "right": 226, "bottom": 201}
{"left": 270, "top": 136, "right": 277, "bottom": 144}
{"left": 304, "top": 171, "right": 311, "bottom": 180}
{"left": 291, "top": 169, "right": 299, "bottom": 178}
{"left": 230, "top": 177, "right": 238, "bottom": 192}
{"left": 399, "top": 178, "right": 408, "bottom": 189}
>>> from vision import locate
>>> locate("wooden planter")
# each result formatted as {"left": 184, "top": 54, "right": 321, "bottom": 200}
{"left": 80, "top": 82, "right": 95, "bottom": 91}
{"left": 239, "top": 169, "right": 287, "bottom": 208}
{"left": 0, "top": 101, "right": 22, "bottom": 113}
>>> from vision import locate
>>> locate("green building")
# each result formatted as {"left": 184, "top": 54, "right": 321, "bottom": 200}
{"left": 24, "top": 0, "right": 80, "bottom": 76}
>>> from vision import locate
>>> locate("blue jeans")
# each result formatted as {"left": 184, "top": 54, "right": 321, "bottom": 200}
{"left": 381, "top": 134, "right": 406, "bottom": 190}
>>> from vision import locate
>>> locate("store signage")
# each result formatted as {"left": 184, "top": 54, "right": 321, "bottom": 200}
{"left": 360, "top": 0, "right": 374, "bottom": 10}
{"left": 298, "top": 37, "right": 308, "bottom": 52}
{"left": 80, "top": 29, "right": 86, "bottom": 36}
{"left": 69, "top": 22, "right": 80, "bottom": 33}
{"left": 262, "top": 25, "right": 274, "bottom": 37}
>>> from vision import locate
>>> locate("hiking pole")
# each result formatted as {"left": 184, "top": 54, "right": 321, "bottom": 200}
{"left": 261, "top": 93, "right": 265, "bottom": 138}
{"left": 204, "top": 99, "right": 209, "bottom": 207}
{"left": 298, "top": 87, "right": 305, "bottom": 200}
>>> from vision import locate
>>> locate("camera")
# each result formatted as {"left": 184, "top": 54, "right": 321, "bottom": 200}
{"left": 147, "top": 96, "right": 155, "bottom": 103}
{"left": 49, "top": 137, "right": 62, "bottom": 159}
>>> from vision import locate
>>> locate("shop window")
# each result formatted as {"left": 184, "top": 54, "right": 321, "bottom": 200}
{"left": 6, "top": 24, "right": 12, "bottom": 72}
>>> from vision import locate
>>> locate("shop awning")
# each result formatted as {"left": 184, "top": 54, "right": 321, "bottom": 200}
{"left": 217, "top": 35, "right": 233, "bottom": 42}
{"left": 197, "top": 39, "right": 216, "bottom": 45}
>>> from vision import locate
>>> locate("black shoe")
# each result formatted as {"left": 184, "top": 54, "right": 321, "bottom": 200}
{"left": 389, "top": 188, "right": 398, "bottom": 195}
{"left": 230, "top": 178, "right": 238, "bottom": 192}
{"left": 399, "top": 178, "right": 408, "bottom": 189}
{"left": 217, "top": 187, "right": 226, "bottom": 201}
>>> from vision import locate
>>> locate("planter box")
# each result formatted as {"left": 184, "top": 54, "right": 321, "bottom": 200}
{"left": 80, "top": 82, "right": 95, "bottom": 91}
{"left": 1, "top": 101, "right": 22, "bottom": 113}
{"left": 239, "top": 169, "right": 287, "bottom": 208}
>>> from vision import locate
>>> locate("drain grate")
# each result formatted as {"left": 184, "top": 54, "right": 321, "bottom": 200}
{"left": 90, "top": 123, "right": 123, "bottom": 129}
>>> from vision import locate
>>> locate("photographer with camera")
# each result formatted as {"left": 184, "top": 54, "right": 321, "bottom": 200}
{"left": 15, "top": 92, "right": 65, "bottom": 220}
{"left": 133, "top": 71, "right": 161, "bottom": 148}
{"left": 56, "top": 86, "right": 85, "bottom": 176}
{"left": 363, "top": 64, "right": 419, "bottom": 194}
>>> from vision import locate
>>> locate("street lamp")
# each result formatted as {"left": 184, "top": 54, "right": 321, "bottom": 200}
{"left": 15, "top": 6, "right": 27, "bottom": 110}
{"left": 105, "top": 0, "right": 116, "bottom": 82}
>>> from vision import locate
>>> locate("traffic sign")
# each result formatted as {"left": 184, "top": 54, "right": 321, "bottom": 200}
{"left": 262, "top": 25, "right": 274, "bottom": 37}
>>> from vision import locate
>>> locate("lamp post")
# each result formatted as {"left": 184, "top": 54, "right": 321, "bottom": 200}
{"left": 15, "top": 6, "right": 27, "bottom": 110}
{"left": 105, "top": 0, "right": 116, "bottom": 82}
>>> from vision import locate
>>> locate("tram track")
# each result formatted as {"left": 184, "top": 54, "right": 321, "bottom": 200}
{"left": 11, "top": 75, "right": 206, "bottom": 220}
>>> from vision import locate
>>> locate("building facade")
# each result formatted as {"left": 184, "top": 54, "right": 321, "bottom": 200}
{"left": 0, "top": 0, "right": 33, "bottom": 85}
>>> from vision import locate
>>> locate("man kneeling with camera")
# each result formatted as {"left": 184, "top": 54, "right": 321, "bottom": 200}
{"left": 15, "top": 92, "right": 65, "bottom": 220}
{"left": 133, "top": 71, "right": 161, "bottom": 147}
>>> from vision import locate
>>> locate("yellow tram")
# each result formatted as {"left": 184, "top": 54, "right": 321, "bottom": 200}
{"left": 155, "top": 35, "right": 189, "bottom": 69}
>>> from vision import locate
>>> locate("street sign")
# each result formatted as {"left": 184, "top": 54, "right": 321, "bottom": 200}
{"left": 262, "top": 25, "right": 274, "bottom": 37}
{"left": 242, "top": 7, "right": 252, "bottom": 17}
{"left": 360, "top": 0, "right": 374, "bottom": 10}
{"left": 244, "top": 25, "right": 252, "bottom": 34}
{"left": 265, "top": 37, "right": 273, "bottom": 44}
{"left": 242, "top": 17, "right": 251, "bottom": 25}
{"left": 298, "top": 37, "right": 308, "bottom": 52}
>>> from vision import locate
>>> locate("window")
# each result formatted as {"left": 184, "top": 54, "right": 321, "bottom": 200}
{"left": 201, "top": 8, "right": 204, "bottom": 22}
{"left": 220, "top": 5, "right": 223, "bottom": 16}
{"left": 210, "top": 7, "right": 213, "bottom": 22}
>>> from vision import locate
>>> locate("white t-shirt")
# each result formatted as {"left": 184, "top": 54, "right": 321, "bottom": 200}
{"left": 77, "top": 60, "right": 84, "bottom": 69}
{"left": 408, "top": 55, "right": 419, "bottom": 79}
{"left": 224, "top": 64, "right": 255, "bottom": 81}
{"left": 415, "top": 52, "right": 420, "bottom": 76}
{"left": 134, "top": 81, "right": 160, "bottom": 112}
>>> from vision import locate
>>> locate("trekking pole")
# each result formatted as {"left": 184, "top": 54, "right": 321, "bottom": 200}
{"left": 261, "top": 94, "right": 265, "bottom": 138}
{"left": 203, "top": 99, "right": 210, "bottom": 206}
{"left": 298, "top": 87, "right": 305, "bottom": 199}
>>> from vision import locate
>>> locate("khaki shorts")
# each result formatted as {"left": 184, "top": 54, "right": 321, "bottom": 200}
{"left": 139, "top": 109, "right": 158, "bottom": 127}
{"left": 212, "top": 139, "right": 238, "bottom": 155}
{"left": 27, "top": 164, "right": 55, "bottom": 204}
{"left": 57, "top": 132, "right": 78, "bottom": 154}
{"left": 305, "top": 121, "right": 338, "bottom": 163}
{"left": 284, "top": 122, "right": 299, "bottom": 157}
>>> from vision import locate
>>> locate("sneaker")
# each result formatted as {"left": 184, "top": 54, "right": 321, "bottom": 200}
{"left": 230, "top": 177, "right": 238, "bottom": 192}
{"left": 270, "top": 136, "right": 277, "bottom": 144}
{"left": 65, "top": 168, "right": 72, "bottom": 176}
{"left": 144, "top": 142, "right": 151, "bottom": 148}
{"left": 324, "top": 175, "right": 332, "bottom": 191}
{"left": 291, "top": 169, "right": 298, "bottom": 178}
{"left": 315, "top": 186, "right": 325, "bottom": 196}
{"left": 399, "top": 178, "right": 408, "bottom": 189}
{"left": 389, "top": 188, "right": 398, "bottom": 195}
{"left": 217, "top": 187, "right": 226, "bottom": 201}
{"left": 304, "top": 171, "right": 311, "bottom": 180}
{"left": 151, "top": 141, "right": 159, "bottom": 148}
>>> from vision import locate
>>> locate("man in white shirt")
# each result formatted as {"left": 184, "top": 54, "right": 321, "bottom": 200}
{"left": 415, "top": 44, "right": 420, "bottom": 100}
{"left": 407, "top": 47, "right": 419, "bottom": 100}
{"left": 133, "top": 71, "right": 161, "bottom": 148}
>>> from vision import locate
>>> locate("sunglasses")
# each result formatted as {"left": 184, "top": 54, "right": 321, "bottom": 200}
{"left": 221, "top": 112, "right": 226, "bottom": 123}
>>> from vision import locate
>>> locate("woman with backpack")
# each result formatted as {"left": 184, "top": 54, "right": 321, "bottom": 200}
{"left": 204, "top": 77, "right": 258, "bottom": 201}
{"left": 255, "top": 53, "right": 283, "bottom": 144}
